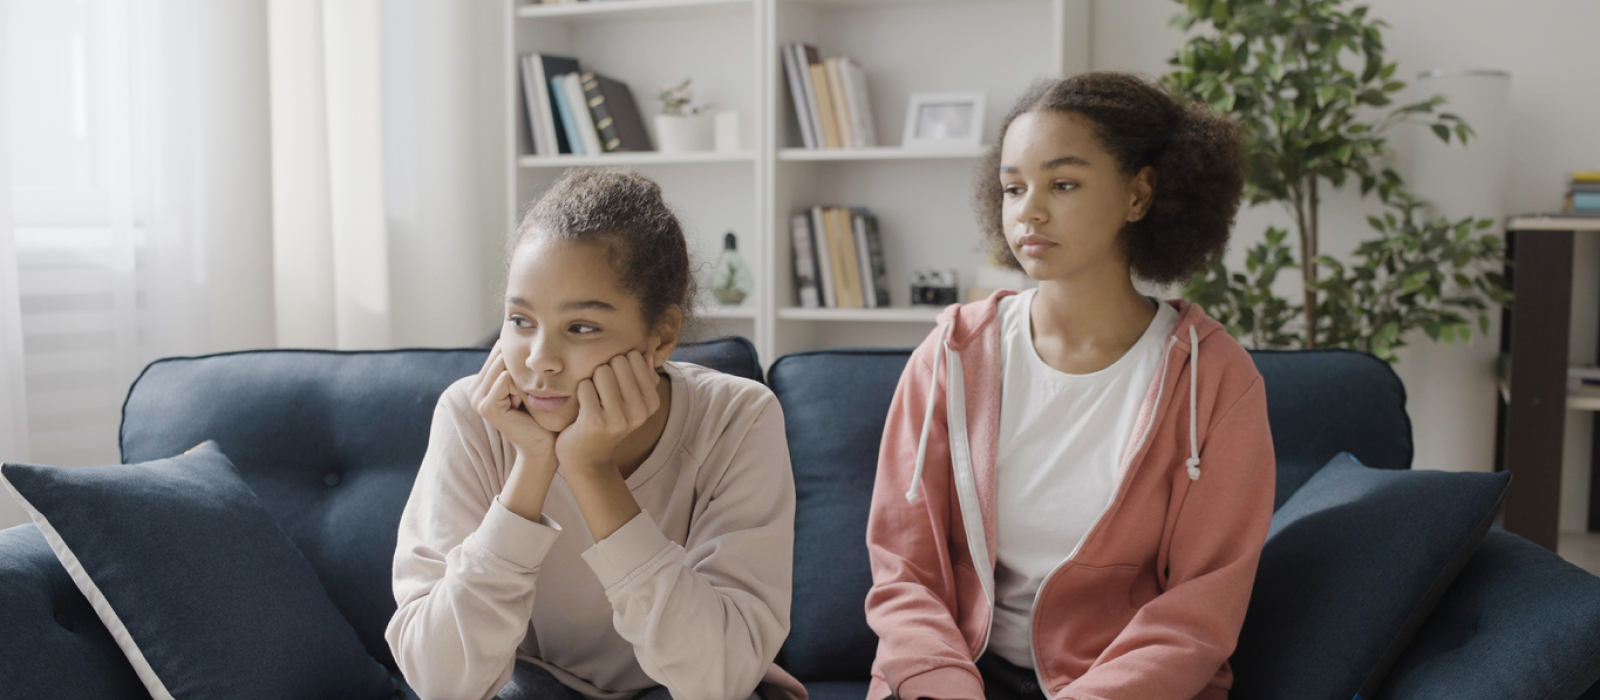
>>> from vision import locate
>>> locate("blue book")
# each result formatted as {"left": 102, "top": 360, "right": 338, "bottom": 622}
{"left": 550, "top": 75, "right": 586, "bottom": 156}
{"left": 1573, "top": 192, "right": 1600, "bottom": 210}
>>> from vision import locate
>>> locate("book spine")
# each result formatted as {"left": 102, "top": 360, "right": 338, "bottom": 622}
{"left": 809, "top": 62, "right": 841, "bottom": 149}
{"left": 1573, "top": 192, "right": 1600, "bottom": 209}
{"left": 581, "top": 72, "right": 623, "bottom": 152}
{"left": 791, "top": 213, "right": 821, "bottom": 308}
{"left": 565, "top": 74, "right": 604, "bottom": 156}
{"left": 864, "top": 212, "right": 890, "bottom": 306}
{"left": 800, "top": 46, "right": 831, "bottom": 150}
{"left": 831, "top": 207, "right": 864, "bottom": 307}
{"left": 851, "top": 209, "right": 876, "bottom": 307}
{"left": 782, "top": 44, "right": 817, "bottom": 150}
{"left": 550, "top": 75, "right": 585, "bottom": 155}
{"left": 519, "top": 55, "right": 548, "bottom": 156}
{"left": 811, "top": 206, "right": 837, "bottom": 308}
{"left": 841, "top": 58, "right": 877, "bottom": 148}
{"left": 826, "top": 58, "right": 854, "bottom": 149}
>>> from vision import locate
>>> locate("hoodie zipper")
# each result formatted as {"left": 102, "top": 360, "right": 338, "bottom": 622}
{"left": 1023, "top": 334, "right": 1183, "bottom": 692}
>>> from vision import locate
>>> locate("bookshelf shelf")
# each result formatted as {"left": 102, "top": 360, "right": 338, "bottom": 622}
{"left": 778, "top": 307, "right": 941, "bottom": 323}
{"left": 519, "top": 152, "right": 757, "bottom": 168}
{"left": 702, "top": 305, "right": 759, "bottom": 319}
{"left": 516, "top": 0, "right": 754, "bottom": 23}
{"left": 500, "top": 0, "right": 1088, "bottom": 364}
{"left": 777, "top": 146, "right": 987, "bottom": 162}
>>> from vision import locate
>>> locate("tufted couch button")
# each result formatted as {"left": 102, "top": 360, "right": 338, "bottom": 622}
{"left": 323, "top": 472, "right": 342, "bottom": 487}
{"left": 53, "top": 609, "right": 74, "bottom": 632}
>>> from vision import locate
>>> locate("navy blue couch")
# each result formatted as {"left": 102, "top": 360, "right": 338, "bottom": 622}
{"left": 1, "top": 338, "right": 1598, "bottom": 699}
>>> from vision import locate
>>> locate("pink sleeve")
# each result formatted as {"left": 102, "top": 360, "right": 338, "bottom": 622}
{"left": 1061, "top": 376, "right": 1276, "bottom": 700}
{"left": 865, "top": 337, "right": 985, "bottom": 700}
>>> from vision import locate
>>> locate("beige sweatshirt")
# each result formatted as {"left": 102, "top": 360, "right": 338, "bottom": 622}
{"left": 386, "top": 362, "right": 795, "bottom": 700}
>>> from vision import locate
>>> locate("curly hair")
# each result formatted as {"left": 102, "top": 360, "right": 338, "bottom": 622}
{"left": 513, "top": 168, "right": 696, "bottom": 330}
{"left": 974, "top": 72, "right": 1246, "bottom": 285}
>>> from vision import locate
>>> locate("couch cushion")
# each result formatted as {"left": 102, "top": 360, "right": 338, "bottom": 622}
{"left": 768, "top": 348, "right": 912, "bottom": 682}
{"left": 1229, "top": 453, "right": 1510, "bottom": 700}
{"left": 1249, "top": 350, "right": 1414, "bottom": 508}
{"left": 1, "top": 441, "right": 398, "bottom": 700}
{"left": 1373, "top": 526, "right": 1600, "bottom": 700}
{"left": 0, "top": 524, "right": 148, "bottom": 699}
{"left": 120, "top": 348, "right": 487, "bottom": 670}
{"left": 670, "top": 335, "right": 764, "bottom": 384}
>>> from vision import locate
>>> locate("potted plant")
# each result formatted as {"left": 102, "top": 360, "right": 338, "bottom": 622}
{"left": 655, "top": 79, "right": 715, "bottom": 153}
{"left": 1163, "top": 0, "right": 1511, "bottom": 362}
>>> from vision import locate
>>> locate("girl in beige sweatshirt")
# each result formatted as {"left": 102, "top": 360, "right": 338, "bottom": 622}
{"left": 386, "top": 170, "right": 799, "bottom": 700}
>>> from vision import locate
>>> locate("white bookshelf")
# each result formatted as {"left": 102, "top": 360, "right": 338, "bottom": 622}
{"left": 499, "top": 0, "right": 1089, "bottom": 365}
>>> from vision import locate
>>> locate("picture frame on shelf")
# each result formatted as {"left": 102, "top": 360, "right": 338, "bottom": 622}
{"left": 901, "top": 91, "right": 986, "bottom": 150}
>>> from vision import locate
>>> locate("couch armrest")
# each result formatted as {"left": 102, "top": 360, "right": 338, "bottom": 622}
{"left": 0, "top": 524, "right": 151, "bottom": 698}
{"left": 1375, "top": 526, "right": 1600, "bottom": 700}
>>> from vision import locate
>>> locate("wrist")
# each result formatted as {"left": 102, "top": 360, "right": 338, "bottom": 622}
{"left": 559, "top": 457, "right": 619, "bottom": 481}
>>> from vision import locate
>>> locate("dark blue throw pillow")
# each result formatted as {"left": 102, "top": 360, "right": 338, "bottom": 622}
{"left": 1229, "top": 453, "right": 1510, "bottom": 700}
{"left": 0, "top": 441, "right": 399, "bottom": 700}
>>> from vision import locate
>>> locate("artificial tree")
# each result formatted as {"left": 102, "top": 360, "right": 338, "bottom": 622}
{"left": 1164, "top": 0, "right": 1511, "bottom": 361}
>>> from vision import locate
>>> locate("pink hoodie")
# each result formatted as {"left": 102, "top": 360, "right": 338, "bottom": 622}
{"left": 865, "top": 291, "right": 1275, "bottom": 700}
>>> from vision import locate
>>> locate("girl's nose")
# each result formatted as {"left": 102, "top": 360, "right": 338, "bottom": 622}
{"left": 1017, "top": 186, "right": 1049, "bottom": 224}
{"left": 526, "top": 332, "right": 562, "bottom": 375}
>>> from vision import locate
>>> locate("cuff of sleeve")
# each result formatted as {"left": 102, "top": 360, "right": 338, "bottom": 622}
{"left": 896, "top": 666, "right": 985, "bottom": 700}
{"left": 470, "top": 497, "right": 562, "bottom": 571}
{"left": 580, "top": 511, "right": 675, "bottom": 591}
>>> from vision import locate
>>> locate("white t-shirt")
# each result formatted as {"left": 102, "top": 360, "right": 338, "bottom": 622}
{"left": 988, "top": 288, "right": 1178, "bottom": 669}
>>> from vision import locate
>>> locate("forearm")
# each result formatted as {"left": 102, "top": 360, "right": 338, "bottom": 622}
{"left": 388, "top": 501, "right": 559, "bottom": 700}
{"left": 562, "top": 462, "right": 643, "bottom": 542}
{"left": 582, "top": 514, "right": 789, "bottom": 700}
{"left": 500, "top": 449, "right": 559, "bottom": 523}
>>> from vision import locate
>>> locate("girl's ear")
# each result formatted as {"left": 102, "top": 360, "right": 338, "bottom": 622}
{"left": 1127, "top": 166, "right": 1156, "bottom": 222}
{"left": 647, "top": 305, "right": 683, "bottom": 368}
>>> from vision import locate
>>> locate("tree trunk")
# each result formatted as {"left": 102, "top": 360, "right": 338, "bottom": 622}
{"left": 1303, "top": 176, "right": 1320, "bottom": 347}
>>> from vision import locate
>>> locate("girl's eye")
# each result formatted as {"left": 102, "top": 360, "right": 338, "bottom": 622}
{"left": 1002, "top": 185, "right": 1024, "bottom": 196}
{"left": 508, "top": 315, "right": 533, "bottom": 330}
{"left": 1054, "top": 181, "right": 1077, "bottom": 191}
{"left": 569, "top": 323, "right": 600, "bottom": 335}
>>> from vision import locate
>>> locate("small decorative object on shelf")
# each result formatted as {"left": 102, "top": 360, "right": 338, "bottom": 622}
{"left": 655, "top": 78, "right": 714, "bottom": 153}
{"left": 1565, "top": 170, "right": 1600, "bottom": 213}
{"left": 710, "top": 231, "right": 754, "bottom": 306}
{"left": 902, "top": 91, "right": 986, "bottom": 150}
{"left": 910, "top": 268, "right": 959, "bottom": 307}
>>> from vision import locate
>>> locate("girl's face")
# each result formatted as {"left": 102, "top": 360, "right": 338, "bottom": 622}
{"left": 998, "top": 110, "right": 1153, "bottom": 282}
{"left": 499, "top": 235, "right": 674, "bottom": 433}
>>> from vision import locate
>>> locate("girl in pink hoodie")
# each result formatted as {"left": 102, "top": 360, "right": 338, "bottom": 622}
{"left": 865, "top": 73, "right": 1276, "bottom": 700}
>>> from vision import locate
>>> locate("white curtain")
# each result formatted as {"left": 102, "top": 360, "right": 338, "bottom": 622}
{"left": 269, "top": 0, "right": 494, "bottom": 351}
{"left": 2, "top": 1, "right": 495, "bottom": 534}
{"left": 3, "top": 0, "right": 274, "bottom": 486}
{"left": 0, "top": 0, "right": 30, "bottom": 529}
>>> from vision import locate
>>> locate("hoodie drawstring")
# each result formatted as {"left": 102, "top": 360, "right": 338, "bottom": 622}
{"left": 1186, "top": 324, "right": 1202, "bottom": 481}
{"left": 906, "top": 323, "right": 952, "bottom": 504}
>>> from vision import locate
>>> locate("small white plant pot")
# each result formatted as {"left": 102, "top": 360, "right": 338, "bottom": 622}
{"left": 654, "top": 114, "right": 715, "bottom": 153}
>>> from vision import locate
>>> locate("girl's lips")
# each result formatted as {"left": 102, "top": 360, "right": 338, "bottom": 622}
{"left": 524, "top": 394, "right": 569, "bottom": 412}
{"left": 1019, "top": 241, "right": 1056, "bottom": 257}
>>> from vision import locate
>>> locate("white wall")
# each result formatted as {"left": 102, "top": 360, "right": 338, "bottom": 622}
{"left": 1093, "top": 0, "right": 1600, "bottom": 531}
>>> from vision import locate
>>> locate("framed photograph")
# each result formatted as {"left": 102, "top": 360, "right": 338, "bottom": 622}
{"left": 901, "top": 91, "right": 986, "bottom": 149}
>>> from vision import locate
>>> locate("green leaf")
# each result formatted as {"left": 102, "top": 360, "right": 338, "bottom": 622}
{"left": 1431, "top": 124, "right": 1451, "bottom": 141}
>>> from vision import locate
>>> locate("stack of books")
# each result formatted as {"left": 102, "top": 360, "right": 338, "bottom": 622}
{"left": 791, "top": 207, "right": 890, "bottom": 309}
{"left": 519, "top": 53, "right": 653, "bottom": 157}
{"left": 1565, "top": 171, "right": 1600, "bottom": 214}
{"left": 781, "top": 43, "right": 878, "bottom": 150}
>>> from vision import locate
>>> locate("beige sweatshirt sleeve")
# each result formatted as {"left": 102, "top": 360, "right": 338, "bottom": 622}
{"left": 385, "top": 379, "right": 560, "bottom": 700}
{"left": 580, "top": 394, "right": 795, "bottom": 700}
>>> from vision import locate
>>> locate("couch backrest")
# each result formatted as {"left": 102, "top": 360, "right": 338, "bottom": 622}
{"left": 116, "top": 337, "right": 760, "bottom": 672}
{"left": 766, "top": 346, "right": 1415, "bottom": 682}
